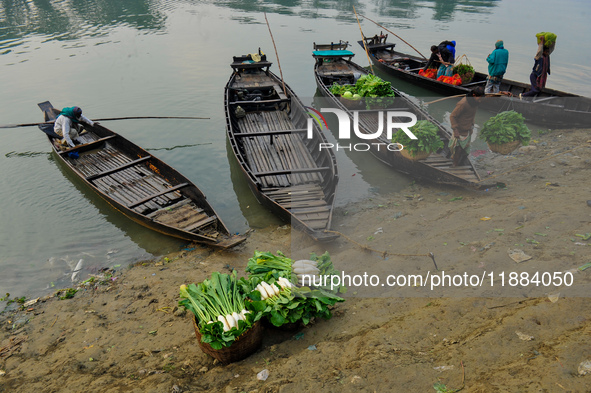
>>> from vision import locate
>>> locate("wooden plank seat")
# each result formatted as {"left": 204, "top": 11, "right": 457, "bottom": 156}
{"left": 127, "top": 183, "right": 190, "bottom": 209}
{"left": 59, "top": 135, "right": 117, "bottom": 155}
{"left": 85, "top": 156, "right": 151, "bottom": 181}
{"left": 183, "top": 215, "right": 217, "bottom": 232}
{"left": 229, "top": 98, "right": 289, "bottom": 105}
{"left": 254, "top": 167, "right": 330, "bottom": 177}
{"left": 234, "top": 129, "right": 307, "bottom": 137}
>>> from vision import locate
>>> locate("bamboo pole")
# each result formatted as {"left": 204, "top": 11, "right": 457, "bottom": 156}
{"left": 353, "top": 6, "right": 374, "bottom": 74}
{"left": 264, "top": 12, "right": 287, "bottom": 97}
{"left": 358, "top": 13, "right": 427, "bottom": 60}
{"left": 1, "top": 116, "right": 210, "bottom": 129}
{"left": 424, "top": 92, "right": 503, "bottom": 105}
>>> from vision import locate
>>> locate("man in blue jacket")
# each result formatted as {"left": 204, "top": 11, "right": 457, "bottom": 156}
{"left": 485, "top": 40, "right": 509, "bottom": 94}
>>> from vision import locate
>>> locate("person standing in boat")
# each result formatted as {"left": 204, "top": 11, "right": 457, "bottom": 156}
{"left": 522, "top": 36, "right": 554, "bottom": 98}
{"left": 54, "top": 106, "right": 95, "bottom": 148}
{"left": 448, "top": 87, "right": 485, "bottom": 167}
{"left": 485, "top": 40, "right": 509, "bottom": 94}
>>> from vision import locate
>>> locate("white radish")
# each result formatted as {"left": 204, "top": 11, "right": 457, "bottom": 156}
{"left": 277, "top": 277, "right": 292, "bottom": 289}
{"left": 226, "top": 314, "right": 237, "bottom": 329}
{"left": 293, "top": 260, "right": 318, "bottom": 269}
{"left": 232, "top": 311, "right": 242, "bottom": 323}
{"left": 256, "top": 284, "right": 270, "bottom": 300}
{"left": 218, "top": 315, "right": 231, "bottom": 331}
{"left": 293, "top": 266, "right": 320, "bottom": 275}
{"left": 261, "top": 281, "right": 277, "bottom": 298}
{"left": 240, "top": 309, "right": 250, "bottom": 320}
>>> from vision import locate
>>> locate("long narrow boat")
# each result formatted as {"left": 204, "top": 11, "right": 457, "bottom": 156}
{"left": 313, "top": 41, "right": 481, "bottom": 187}
{"left": 224, "top": 53, "right": 339, "bottom": 241}
{"left": 359, "top": 34, "right": 591, "bottom": 128}
{"left": 38, "top": 101, "right": 245, "bottom": 248}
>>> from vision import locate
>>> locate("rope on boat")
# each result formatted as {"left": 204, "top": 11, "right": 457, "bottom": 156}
{"left": 322, "top": 230, "right": 438, "bottom": 270}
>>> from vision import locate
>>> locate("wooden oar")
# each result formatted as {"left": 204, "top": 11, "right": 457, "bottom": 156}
{"left": 353, "top": 6, "right": 374, "bottom": 74}
{"left": 264, "top": 12, "right": 287, "bottom": 97}
{"left": 0, "top": 116, "right": 210, "bottom": 129}
{"left": 358, "top": 13, "right": 427, "bottom": 60}
{"left": 424, "top": 93, "right": 504, "bottom": 105}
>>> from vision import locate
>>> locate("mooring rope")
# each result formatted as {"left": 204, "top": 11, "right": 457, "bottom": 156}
{"left": 322, "top": 230, "right": 438, "bottom": 270}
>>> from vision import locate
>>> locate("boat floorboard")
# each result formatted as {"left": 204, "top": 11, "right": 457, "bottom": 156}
{"left": 60, "top": 132, "right": 220, "bottom": 236}
{"left": 237, "top": 111, "right": 323, "bottom": 188}
{"left": 264, "top": 184, "right": 330, "bottom": 230}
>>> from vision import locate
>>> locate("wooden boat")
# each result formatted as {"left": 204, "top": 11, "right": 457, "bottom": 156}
{"left": 313, "top": 41, "right": 481, "bottom": 187}
{"left": 224, "top": 53, "right": 339, "bottom": 241}
{"left": 38, "top": 101, "right": 245, "bottom": 248}
{"left": 359, "top": 34, "right": 591, "bottom": 128}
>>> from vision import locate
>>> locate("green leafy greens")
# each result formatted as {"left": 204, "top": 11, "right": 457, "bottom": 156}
{"left": 393, "top": 120, "right": 444, "bottom": 156}
{"left": 480, "top": 110, "right": 531, "bottom": 145}
{"left": 179, "top": 271, "right": 260, "bottom": 350}
{"left": 243, "top": 251, "right": 344, "bottom": 328}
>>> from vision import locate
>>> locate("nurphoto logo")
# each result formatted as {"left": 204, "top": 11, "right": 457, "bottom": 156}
{"left": 306, "top": 107, "right": 418, "bottom": 152}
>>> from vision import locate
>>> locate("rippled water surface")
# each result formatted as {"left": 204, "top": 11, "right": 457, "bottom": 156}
{"left": 1, "top": 0, "right": 589, "bottom": 298}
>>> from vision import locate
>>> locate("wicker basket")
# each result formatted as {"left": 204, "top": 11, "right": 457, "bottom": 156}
{"left": 400, "top": 149, "right": 430, "bottom": 161}
{"left": 262, "top": 317, "right": 302, "bottom": 332}
{"left": 487, "top": 140, "right": 521, "bottom": 155}
{"left": 459, "top": 72, "right": 474, "bottom": 85}
{"left": 339, "top": 96, "right": 364, "bottom": 110}
{"left": 192, "top": 316, "right": 263, "bottom": 364}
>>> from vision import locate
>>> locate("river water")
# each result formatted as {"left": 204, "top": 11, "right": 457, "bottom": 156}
{"left": 1, "top": 0, "right": 589, "bottom": 298}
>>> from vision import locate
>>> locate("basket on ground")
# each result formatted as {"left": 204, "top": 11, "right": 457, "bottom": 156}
{"left": 400, "top": 149, "right": 430, "bottom": 161}
{"left": 487, "top": 140, "right": 521, "bottom": 155}
{"left": 192, "top": 316, "right": 263, "bottom": 364}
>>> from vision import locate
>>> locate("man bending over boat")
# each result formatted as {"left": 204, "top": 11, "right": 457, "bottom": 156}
{"left": 54, "top": 106, "right": 94, "bottom": 148}
{"left": 449, "top": 87, "right": 485, "bottom": 167}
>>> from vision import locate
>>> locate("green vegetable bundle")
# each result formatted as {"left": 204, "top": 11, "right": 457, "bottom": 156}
{"left": 452, "top": 64, "right": 474, "bottom": 76}
{"left": 179, "top": 271, "right": 260, "bottom": 350}
{"left": 329, "top": 74, "right": 396, "bottom": 109}
{"left": 536, "top": 32, "right": 557, "bottom": 46}
{"left": 480, "top": 111, "right": 531, "bottom": 145}
{"left": 393, "top": 120, "right": 443, "bottom": 156}
{"left": 244, "top": 250, "right": 344, "bottom": 327}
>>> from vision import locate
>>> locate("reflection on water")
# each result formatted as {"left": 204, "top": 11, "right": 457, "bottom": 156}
{"left": 1, "top": 0, "right": 588, "bottom": 299}
{"left": 0, "top": 0, "right": 166, "bottom": 52}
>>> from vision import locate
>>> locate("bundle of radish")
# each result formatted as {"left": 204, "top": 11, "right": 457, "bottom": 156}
{"left": 179, "top": 271, "right": 261, "bottom": 350}
{"left": 243, "top": 250, "right": 345, "bottom": 327}
{"left": 292, "top": 259, "right": 320, "bottom": 283}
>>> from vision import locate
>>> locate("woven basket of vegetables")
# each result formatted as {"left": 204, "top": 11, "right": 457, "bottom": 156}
{"left": 393, "top": 120, "right": 443, "bottom": 161}
{"left": 487, "top": 140, "right": 521, "bottom": 155}
{"left": 191, "top": 316, "right": 263, "bottom": 364}
{"left": 179, "top": 271, "right": 263, "bottom": 364}
{"left": 244, "top": 251, "right": 345, "bottom": 330}
{"left": 399, "top": 149, "right": 431, "bottom": 161}
{"left": 480, "top": 111, "right": 531, "bottom": 155}
{"left": 453, "top": 64, "right": 475, "bottom": 84}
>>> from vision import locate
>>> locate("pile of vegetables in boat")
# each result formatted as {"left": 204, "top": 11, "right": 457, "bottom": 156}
{"left": 418, "top": 68, "right": 437, "bottom": 79}
{"left": 329, "top": 74, "right": 395, "bottom": 109}
{"left": 437, "top": 74, "right": 462, "bottom": 86}
{"left": 244, "top": 250, "right": 345, "bottom": 327}
{"left": 179, "top": 271, "right": 261, "bottom": 350}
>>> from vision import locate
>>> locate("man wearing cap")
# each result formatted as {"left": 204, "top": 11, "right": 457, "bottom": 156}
{"left": 54, "top": 106, "right": 95, "bottom": 148}
{"left": 485, "top": 40, "right": 509, "bottom": 94}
